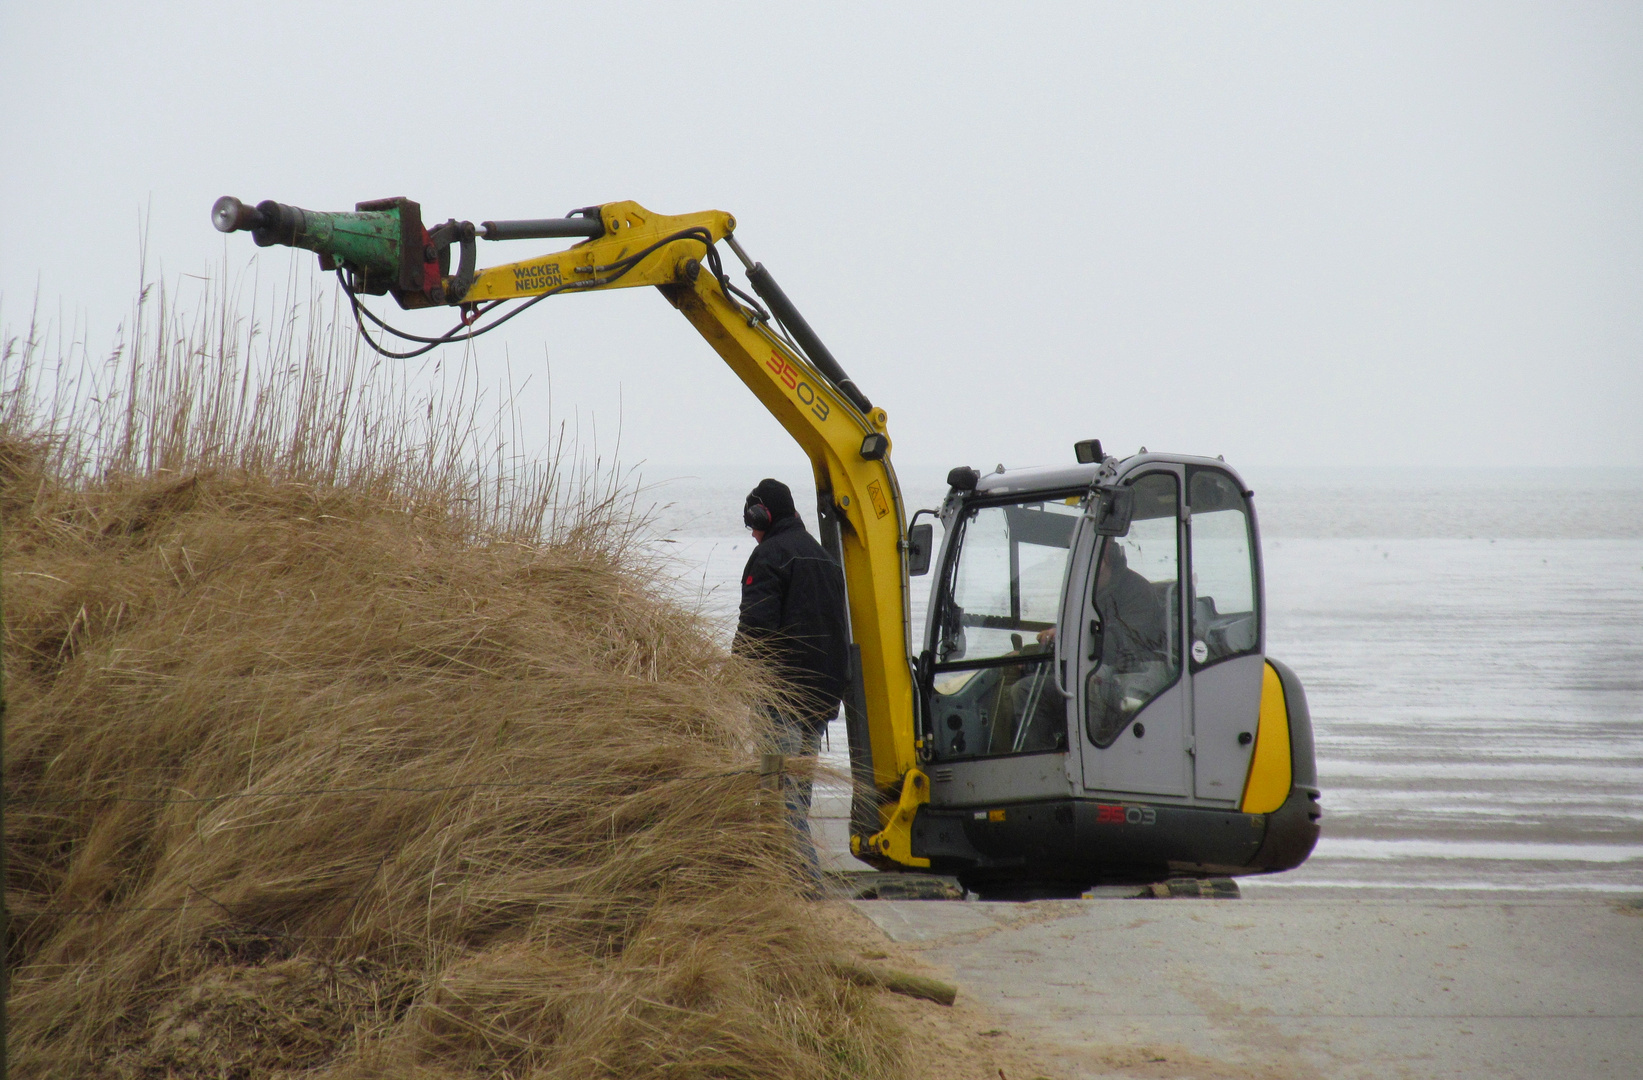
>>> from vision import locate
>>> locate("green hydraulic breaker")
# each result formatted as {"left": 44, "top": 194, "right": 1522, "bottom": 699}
{"left": 211, "top": 195, "right": 473, "bottom": 307}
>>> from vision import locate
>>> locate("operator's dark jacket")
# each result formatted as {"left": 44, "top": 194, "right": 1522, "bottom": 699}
{"left": 1098, "top": 564, "right": 1169, "bottom": 670}
{"left": 733, "top": 515, "right": 850, "bottom": 730}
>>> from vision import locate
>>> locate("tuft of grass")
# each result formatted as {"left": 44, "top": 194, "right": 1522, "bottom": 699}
{"left": 1, "top": 267, "right": 903, "bottom": 1079}
{"left": 0, "top": 255, "right": 641, "bottom": 552}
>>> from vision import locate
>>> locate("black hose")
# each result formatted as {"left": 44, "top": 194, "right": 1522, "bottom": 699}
{"left": 343, "top": 227, "right": 717, "bottom": 360}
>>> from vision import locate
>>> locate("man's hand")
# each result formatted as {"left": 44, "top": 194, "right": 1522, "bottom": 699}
{"left": 1036, "top": 626, "right": 1057, "bottom": 645}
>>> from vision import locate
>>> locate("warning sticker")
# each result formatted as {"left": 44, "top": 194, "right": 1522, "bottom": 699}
{"left": 867, "top": 480, "right": 890, "bottom": 519}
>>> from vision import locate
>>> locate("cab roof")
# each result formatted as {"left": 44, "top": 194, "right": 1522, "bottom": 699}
{"left": 967, "top": 453, "right": 1249, "bottom": 498}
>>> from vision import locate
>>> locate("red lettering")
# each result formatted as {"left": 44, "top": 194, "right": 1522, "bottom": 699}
{"left": 1096, "top": 804, "right": 1124, "bottom": 824}
{"left": 768, "top": 352, "right": 833, "bottom": 422}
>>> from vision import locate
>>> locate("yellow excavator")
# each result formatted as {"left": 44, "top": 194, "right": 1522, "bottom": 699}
{"left": 212, "top": 195, "right": 1320, "bottom": 897}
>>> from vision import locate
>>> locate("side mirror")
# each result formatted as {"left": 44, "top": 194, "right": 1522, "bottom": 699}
{"left": 1094, "top": 486, "right": 1135, "bottom": 536}
{"left": 907, "top": 522, "right": 934, "bottom": 575}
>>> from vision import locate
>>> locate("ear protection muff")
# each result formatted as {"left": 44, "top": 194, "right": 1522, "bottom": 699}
{"left": 743, "top": 497, "right": 772, "bottom": 531}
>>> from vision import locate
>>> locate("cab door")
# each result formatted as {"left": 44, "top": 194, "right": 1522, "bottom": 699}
{"left": 1076, "top": 468, "right": 1190, "bottom": 798}
{"left": 1186, "top": 468, "right": 1265, "bottom": 803}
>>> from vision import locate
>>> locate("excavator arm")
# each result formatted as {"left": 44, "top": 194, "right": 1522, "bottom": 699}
{"left": 211, "top": 196, "right": 929, "bottom": 867}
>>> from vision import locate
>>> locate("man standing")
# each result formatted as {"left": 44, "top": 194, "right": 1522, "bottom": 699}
{"left": 733, "top": 478, "right": 849, "bottom": 885}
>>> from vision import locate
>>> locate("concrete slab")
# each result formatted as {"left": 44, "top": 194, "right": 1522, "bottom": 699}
{"left": 852, "top": 896, "right": 1643, "bottom": 1079}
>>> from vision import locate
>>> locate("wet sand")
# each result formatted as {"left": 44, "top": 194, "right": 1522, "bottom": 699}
{"left": 853, "top": 893, "right": 1643, "bottom": 1080}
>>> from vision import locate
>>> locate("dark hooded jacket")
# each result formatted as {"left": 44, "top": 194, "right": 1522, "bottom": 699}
{"left": 733, "top": 515, "right": 849, "bottom": 729}
{"left": 1097, "top": 563, "right": 1169, "bottom": 670}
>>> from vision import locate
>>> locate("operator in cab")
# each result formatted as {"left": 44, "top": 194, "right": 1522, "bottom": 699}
{"left": 1087, "top": 540, "right": 1173, "bottom": 744}
{"left": 732, "top": 479, "right": 850, "bottom": 886}
{"left": 1027, "top": 540, "right": 1170, "bottom": 746}
{"left": 1092, "top": 542, "right": 1167, "bottom": 667}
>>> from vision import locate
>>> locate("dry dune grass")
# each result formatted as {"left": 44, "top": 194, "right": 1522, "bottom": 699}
{"left": 1, "top": 274, "right": 904, "bottom": 1079}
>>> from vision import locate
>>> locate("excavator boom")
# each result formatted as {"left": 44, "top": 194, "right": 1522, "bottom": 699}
{"left": 212, "top": 196, "right": 930, "bottom": 865}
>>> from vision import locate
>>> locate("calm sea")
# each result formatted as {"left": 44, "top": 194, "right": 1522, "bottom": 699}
{"left": 638, "top": 467, "right": 1643, "bottom": 895}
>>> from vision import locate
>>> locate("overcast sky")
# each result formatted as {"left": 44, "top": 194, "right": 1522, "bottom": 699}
{"left": 3, "top": 2, "right": 1639, "bottom": 488}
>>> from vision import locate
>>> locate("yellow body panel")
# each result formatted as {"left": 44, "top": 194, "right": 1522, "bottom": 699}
{"left": 1239, "top": 663, "right": 1293, "bottom": 814}
{"left": 462, "top": 201, "right": 923, "bottom": 864}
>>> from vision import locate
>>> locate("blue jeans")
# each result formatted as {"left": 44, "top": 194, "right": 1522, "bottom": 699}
{"left": 771, "top": 715, "right": 823, "bottom": 888}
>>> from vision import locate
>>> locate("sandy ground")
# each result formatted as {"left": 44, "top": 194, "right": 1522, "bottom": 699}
{"left": 836, "top": 894, "right": 1643, "bottom": 1080}
{"left": 821, "top": 903, "right": 1066, "bottom": 1080}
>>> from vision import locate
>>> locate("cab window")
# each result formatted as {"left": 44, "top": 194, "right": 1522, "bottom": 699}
{"left": 929, "top": 495, "right": 1082, "bottom": 758}
{"left": 1187, "top": 469, "right": 1259, "bottom": 667}
{"left": 1085, "top": 472, "right": 1181, "bottom": 747}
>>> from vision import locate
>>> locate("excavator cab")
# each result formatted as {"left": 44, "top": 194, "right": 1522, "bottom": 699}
{"left": 912, "top": 453, "right": 1320, "bottom": 897}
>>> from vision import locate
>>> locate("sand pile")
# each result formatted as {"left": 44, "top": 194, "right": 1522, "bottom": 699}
{"left": 0, "top": 283, "right": 906, "bottom": 1079}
